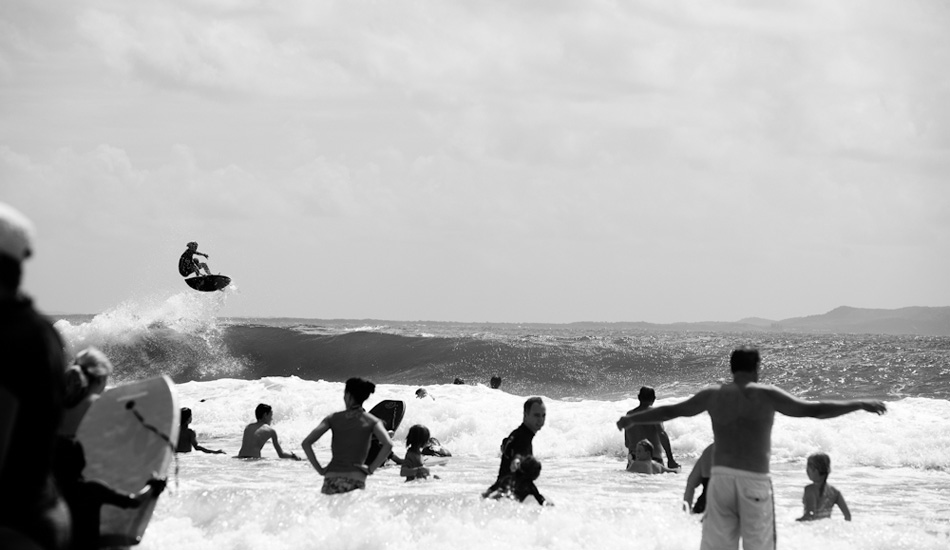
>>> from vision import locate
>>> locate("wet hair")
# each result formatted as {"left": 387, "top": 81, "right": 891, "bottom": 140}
{"left": 406, "top": 424, "right": 431, "bottom": 448}
{"left": 523, "top": 396, "right": 544, "bottom": 416}
{"left": 490, "top": 376, "right": 502, "bottom": 389}
{"left": 638, "top": 386, "right": 656, "bottom": 403}
{"left": 181, "top": 407, "right": 193, "bottom": 424}
{"left": 344, "top": 377, "right": 375, "bottom": 404}
{"left": 453, "top": 377, "right": 465, "bottom": 385}
{"left": 516, "top": 455, "right": 542, "bottom": 481}
{"left": 807, "top": 452, "right": 831, "bottom": 476}
{"left": 730, "top": 346, "right": 761, "bottom": 373}
{"left": 415, "top": 388, "right": 428, "bottom": 398}
{"left": 255, "top": 403, "right": 272, "bottom": 420}
{"left": 636, "top": 439, "right": 654, "bottom": 456}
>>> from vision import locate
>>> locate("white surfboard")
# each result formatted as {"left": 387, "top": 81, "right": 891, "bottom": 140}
{"left": 76, "top": 375, "right": 179, "bottom": 547}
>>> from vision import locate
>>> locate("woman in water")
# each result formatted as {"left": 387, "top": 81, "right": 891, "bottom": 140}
{"left": 301, "top": 378, "right": 395, "bottom": 495}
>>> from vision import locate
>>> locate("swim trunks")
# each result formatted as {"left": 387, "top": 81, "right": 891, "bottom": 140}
{"left": 321, "top": 476, "right": 365, "bottom": 495}
{"left": 701, "top": 466, "right": 775, "bottom": 550}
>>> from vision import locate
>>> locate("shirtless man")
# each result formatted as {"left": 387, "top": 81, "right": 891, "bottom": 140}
{"left": 236, "top": 404, "right": 300, "bottom": 460}
{"left": 616, "top": 347, "right": 886, "bottom": 550}
{"left": 623, "top": 386, "right": 679, "bottom": 469}
{"left": 178, "top": 241, "right": 212, "bottom": 277}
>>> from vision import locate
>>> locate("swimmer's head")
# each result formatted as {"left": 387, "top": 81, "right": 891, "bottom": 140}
{"left": 807, "top": 452, "right": 831, "bottom": 476}
{"left": 187, "top": 241, "right": 198, "bottom": 250}
{"left": 517, "top": 455, "right": 542, "bottom": 481}
{"left": 181, "top": 407, "right": 193, "bottom": 425}
{"left": 406, "top": 424, "right": 430, "bottom": 448}
{"left": 730, "top": 346, "right": 760, "bottom": 373}
{"left": 344, "top": 378, "right": 375, "bottom": 404}
{"left": 255, "top": 403, "right": 272, "bottom": 421}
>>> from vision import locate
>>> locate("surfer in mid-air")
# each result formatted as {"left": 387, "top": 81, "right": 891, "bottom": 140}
{"left": 179, "top": 241, "right": 212, "bottom": 277}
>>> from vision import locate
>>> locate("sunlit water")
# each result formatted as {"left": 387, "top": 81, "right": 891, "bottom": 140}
{"left": 51, "top": 295, "right": 950, "bottom": 549}
{"left": 134, "top": 380, "right": 949, "bottom": 550}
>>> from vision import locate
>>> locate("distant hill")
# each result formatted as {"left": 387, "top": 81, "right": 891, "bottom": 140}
{"left": 577, "top": 306, "right": 950, "bottom": 336}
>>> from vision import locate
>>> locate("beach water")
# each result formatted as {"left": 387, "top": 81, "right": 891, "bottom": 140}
{"left": 52, "top": 291, "right": 950, "bottom": 550}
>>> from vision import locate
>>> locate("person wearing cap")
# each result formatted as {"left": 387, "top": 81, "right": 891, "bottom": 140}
{"left": 623, "top": 386, "right": 680, "bottom": 470}
{"left": 0, "top": 202, "right": 71, "bottom": 550}
{"left": 59, "top": 347, "right": 114, "bottom": 437}
{"left": 178, "top": 241, "right": 212, "bottom": 278}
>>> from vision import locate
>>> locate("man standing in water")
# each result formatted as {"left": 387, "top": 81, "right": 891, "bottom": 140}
{"left": 483, "top": 396, "right": 546, "bottom": 496}
{"left": 616, "top": 347, "right": 886, "bottom": 550}
{"left": 623, "top": 386, "right": 680, "bottom": 469}
{"left": 237, "top": 404, "right": 299, "bottom": 460}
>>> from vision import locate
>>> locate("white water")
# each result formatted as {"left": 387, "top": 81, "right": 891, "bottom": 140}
{"left": 130, "top": 378, "right": 949, "bottom": 550}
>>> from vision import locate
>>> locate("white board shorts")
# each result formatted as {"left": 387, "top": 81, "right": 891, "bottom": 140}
{"left": 700, "top": 466, "right": 775, "bottom": 550}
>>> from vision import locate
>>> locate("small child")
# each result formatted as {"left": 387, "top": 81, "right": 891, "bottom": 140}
{"left": 627, "top": 439, "right": 677, "bottom": 474}
{"left": 176, "top": 407, "right": 226, "bottom": 454}
{"left": 486, "top": 454, "right": 547, "bottom": 505}
{"left": 797, "top": 452, "right": 851, "bottom": 521}
{"left": 400, "top": 424, "right": 436, "bottom": 481}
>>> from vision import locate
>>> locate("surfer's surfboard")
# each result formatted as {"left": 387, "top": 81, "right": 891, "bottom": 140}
{"left": 76, "top": 376, "right": 179, "bottom": 547}
{"left": 184, "top": 274, "right": 231, "bottom": 292}
{"left": 365, "top": 400, "right": 406, "bottom": 465}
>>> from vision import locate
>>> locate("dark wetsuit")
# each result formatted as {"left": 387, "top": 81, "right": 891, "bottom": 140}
{"left": 0, "top": 295, "right": 70, "bottom": 550}
{"left": 488, "top": 473, "right": 546, "bottom": 505}
{"left": 178, "top": 250, "right": 198, "bottom": 276}
{"left": 484, "top": 423, "right": 535, "bottom": 494}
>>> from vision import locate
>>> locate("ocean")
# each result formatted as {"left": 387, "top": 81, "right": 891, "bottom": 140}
{"left": 52, "top": 290, "right": 950, "bottom": 550}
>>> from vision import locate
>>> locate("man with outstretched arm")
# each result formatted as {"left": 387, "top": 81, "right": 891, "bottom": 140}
{"left": 616, "top": 347, "right": 886, "bottom": 550}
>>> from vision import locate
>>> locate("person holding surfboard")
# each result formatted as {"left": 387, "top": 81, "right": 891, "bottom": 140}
{"left": 0, "top": 202, "right": 71, "bottom": 550}
{"left": 236, "top": 404, "right": 300, "bottom": 460}
{"left": 301, "top": 378, "right": 395, "bottom": 495}
{"left": 178, "top": 241, "right": 212, "bottom": 278}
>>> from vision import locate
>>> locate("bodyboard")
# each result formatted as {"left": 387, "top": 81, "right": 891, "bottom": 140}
{"left": 368, "top": 399, "right": 406, "bottom": 432}
{"left": 76, "top": 376, "right": 179, "bottom": 547}
{"left": 365, "top": 400, "right": 406, "bottom": 466}
{"left": 184, "top": 274, "right": 231, "bottom": 292}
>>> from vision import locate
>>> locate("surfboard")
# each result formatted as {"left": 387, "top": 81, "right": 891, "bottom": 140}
{"left": 184, "top": 274, "right": 231, "bottom": 292}
{"left": 365, "top": 400, "right": 406, "bottom": 466}
{"left": 75, "top": 376, "right": 179, "bottom": 547}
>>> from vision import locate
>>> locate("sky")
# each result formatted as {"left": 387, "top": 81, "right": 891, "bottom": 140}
{"left": 2, "top": 0, "right": 949, "bottom": 324}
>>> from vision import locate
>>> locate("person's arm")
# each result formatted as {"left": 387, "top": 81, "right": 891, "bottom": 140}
{"left": 302, "top": 418, "right": 331, "bottom": 474}
{"left": 270, "top": 430, "right": 300, "bottom": 460}
{"left": 836, "top": 491, "right": 852, "bottom": 521}
{"left": 193, "top": 438, "right": 226, "bottom": 455}
{"left": 366, "top": 421, "right": 394, "bottom": 474}
{"left": 617, "top": 390, "right": 713, "bottom": 430}
{"left": 0, "top": 388, "right": 18, "bottom": 472}
{"left": 683, "top": 461, "right": 703, "bottom": 506}
{"left": 765, "top": 387, "right": 886, "bottom": 419}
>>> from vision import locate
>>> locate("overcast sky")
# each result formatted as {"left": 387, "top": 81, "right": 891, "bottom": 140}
{"left": 2, "top": 0, "right": 949, "bottom": 323}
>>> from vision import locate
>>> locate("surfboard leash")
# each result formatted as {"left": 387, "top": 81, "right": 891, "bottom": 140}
{"left": 126, "top": 401, "right": 180, "bottom": 490}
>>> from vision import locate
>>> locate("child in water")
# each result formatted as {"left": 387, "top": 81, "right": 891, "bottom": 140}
{"left": 797, "top": 452, "right": 851, "bottom": 521}
{"left": 176, "top": 407, "right": 226, "bottom": 454}
{"left": 627, "top": 439, "right": 678, "bottom": 474}
{"left": 400, "top": 425, "right": 436, "bottom": 481}
{"left": 486, "top": 455, "right": 548, "bottom": 505}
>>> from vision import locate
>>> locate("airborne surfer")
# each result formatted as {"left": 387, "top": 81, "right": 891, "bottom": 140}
{"left": 178, "top": 241, "right": 212, "bottom": 277}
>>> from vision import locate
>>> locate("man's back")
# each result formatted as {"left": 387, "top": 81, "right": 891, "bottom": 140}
{"left": 237, "top": 421, "right": 274, "bottom": 458}
{"left": 707, "top": 382, "right": 776, "bottom": 473}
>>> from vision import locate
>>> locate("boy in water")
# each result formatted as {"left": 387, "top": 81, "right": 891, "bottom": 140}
{"left": 627, "top": 439, "right": 678, "bottom": 474}
{"left": 176, "top": 408, "right": 225, "bottom": 454}
{"left": 236, "top": 404, "right": 300, "bottom": 460}
{"left": 178, "top": 241, "right": 212, "bottom": 277}
{"left": 486, "top": 455, "right": 548, "bottom": 505}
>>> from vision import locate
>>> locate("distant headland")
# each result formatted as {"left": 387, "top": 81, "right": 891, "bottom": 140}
{"left": 570, "top": 306, "right": 950, "bottom": 337}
